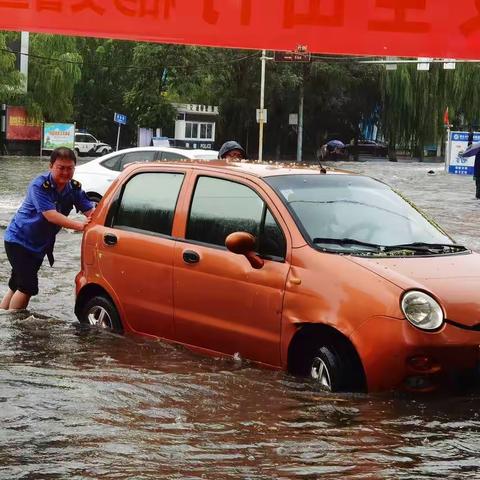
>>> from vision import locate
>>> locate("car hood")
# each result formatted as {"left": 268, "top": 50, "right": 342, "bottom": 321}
{"left": 349, "top": 252, "right": 480, "bottom": 327}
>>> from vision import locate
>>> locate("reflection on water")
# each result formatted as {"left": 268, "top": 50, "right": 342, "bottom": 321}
{"left": 1, "top": 157, "right": 480, "bottom": 479}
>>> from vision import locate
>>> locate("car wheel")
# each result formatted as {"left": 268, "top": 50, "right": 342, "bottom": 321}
{"left": 79, "top": 295, "right": 123, "bottom": 333}
{"left": 309, "top": 344, "right": 357, "bottom": 392}
{"left": 87, "top": 193, "right": 102, "bottom": 206}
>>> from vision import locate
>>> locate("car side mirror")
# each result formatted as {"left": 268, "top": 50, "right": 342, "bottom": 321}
{"left": 225, "top": 231, "right": 264, "bottom": 269}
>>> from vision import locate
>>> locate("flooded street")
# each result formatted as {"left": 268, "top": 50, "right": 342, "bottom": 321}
{"left": 1, "top": 156, "right": 480, "bottom": 479}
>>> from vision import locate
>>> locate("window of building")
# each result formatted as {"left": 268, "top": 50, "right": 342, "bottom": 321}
{"left": 112, "top": 172, "right": 185, "bottom": 236}
{"left": 185, "top": 122, "right": 214, "bottom": 140}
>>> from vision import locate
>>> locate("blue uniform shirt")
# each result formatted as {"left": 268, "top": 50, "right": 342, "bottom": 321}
{"left": 5, "top": 172, "right": 93, "bottom": 257}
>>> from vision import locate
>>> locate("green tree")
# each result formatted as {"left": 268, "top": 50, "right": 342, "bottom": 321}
{"left": 28, "top": 34, "right": 82, "bottom": 121}
{"left": 0, "top": 32, "right": 25, "bottom": 105}
{"left": 74, "top": 38, "right": 136, "bottom": 147}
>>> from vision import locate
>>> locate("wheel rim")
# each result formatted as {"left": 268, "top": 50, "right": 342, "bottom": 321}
{"left": 311, "top": 356, "right": 332, "bottom": 391}
{"left": 86, "top": 305, "right": 112, "bottom": 329}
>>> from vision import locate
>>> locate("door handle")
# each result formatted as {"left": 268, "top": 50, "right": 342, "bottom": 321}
{"left": 104, "top": 233, "right": 118, "bottom": 246}
{"left": 183, "top": 250, "right": 200, "bottom": 264}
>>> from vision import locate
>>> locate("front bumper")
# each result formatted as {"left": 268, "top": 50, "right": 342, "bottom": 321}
{"left": 351, "top": 315, "right": 480, "bottom": 392}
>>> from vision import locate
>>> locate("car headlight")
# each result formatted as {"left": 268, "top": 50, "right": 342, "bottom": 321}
{"left": 401, "top": 291, "right": 444, "bottom": 331}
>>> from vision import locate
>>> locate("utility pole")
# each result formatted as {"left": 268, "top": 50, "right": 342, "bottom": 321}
{"left": 296, "top": 72, "right": 304, "bottom": 162}
{"left": 20, "top": 32, "right": 29, "bottom": 92}
{"left": 258, "top": 49, "right": 267, "bottom": 161}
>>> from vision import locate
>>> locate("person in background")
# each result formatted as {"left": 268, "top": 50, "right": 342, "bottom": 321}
{"left": 474, "top": 150, "right": 480, "bottom": 200}
{"left": 468, "top": 127, "right": 474, "bottom": 147}
{"left": 0, "top": 147, "right": 94, "bottom": 311}
{"left": 218, "top": 141, "right": 246, "bottom": 160}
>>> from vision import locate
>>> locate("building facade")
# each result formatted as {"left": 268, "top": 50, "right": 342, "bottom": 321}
{"left": 172, "top": 103, "right": 218, "bottom": 150}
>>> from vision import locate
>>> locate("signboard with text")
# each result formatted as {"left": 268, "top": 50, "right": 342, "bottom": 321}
{"left": 274, "top": 51, "right": 311, "bottom": 62}
{"left": 114, "top": 112, "right": 127, "bottom": 125}
{"left": 6, "top": 106, "right": 41, "bottom": 141}
{"left": 2, "top": 2, "right": 480, "bottom": 60}
{"left": 447, "top": 131, "right": 480, "bottom": 175}
{"left": 42, "top": 123, "right": 75, "bottom": 151}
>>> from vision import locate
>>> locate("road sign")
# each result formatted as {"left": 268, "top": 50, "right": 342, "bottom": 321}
{"left": 256, "top": 108, "right": 267, "bottom": 124}
{"left": 274, "top": 51, "right": 311, "bottom": 63}
{"left": 114, "top": 112, "right": 127, "bottom": 125}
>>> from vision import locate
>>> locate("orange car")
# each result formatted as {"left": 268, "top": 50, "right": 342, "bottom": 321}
{"left": 75, "top": 160, "right": 480, "bottom": 393}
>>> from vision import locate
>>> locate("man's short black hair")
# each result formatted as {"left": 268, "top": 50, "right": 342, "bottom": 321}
{"left": 50, "top": 147, "right": 77, "bottom": 165}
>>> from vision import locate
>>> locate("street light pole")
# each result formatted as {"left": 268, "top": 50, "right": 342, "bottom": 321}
{"left": 296, "top": 75, "right": 304, "bottom": 162}
{"left": 258, "top": 49, "right": 266, "bottom": 161}
{"left": 20, "top": 31, "right": 29, "bottom": 92}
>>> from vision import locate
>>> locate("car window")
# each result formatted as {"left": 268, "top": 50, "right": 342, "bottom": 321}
{"left": 186, "top": 176, "right": 286, "bottom": 259}
{"left": 259, "top": 209, "right": 286, "bottom": 259}
{"left": 112, "top": 172, "right": 185, "bottom": 236}
{"left": 101, "top": 154, "right": 124, "bottom": 171}
{"left": 85, "top": 135, "right": 97, "bottom": 143}
{"left": 75, "top": 134, "right": 87, "bottom": 142}
{"left": 120, "top": 151, "right": 158, "bottom": 170}
{"left": 161, "top": 151, "right": 188, "bottom": 161}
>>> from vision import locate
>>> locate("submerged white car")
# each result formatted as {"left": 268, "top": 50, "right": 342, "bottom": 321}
{"left": 74, "top": 146, "right": 219, "bottom": 203}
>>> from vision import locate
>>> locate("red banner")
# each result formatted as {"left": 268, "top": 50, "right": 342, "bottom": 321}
{"left": 0, "top": 1, "right": 479, "bottom": 59}
{"left": 6, "top": 106, "right": 42, "bottom": 141}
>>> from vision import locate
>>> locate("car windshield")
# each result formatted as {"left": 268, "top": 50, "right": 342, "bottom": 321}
{"left": 265, "top": 174, "right": 460, "bottom": 255}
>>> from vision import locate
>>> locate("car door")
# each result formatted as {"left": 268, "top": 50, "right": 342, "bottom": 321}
{"left": 75, "top": 134, "right": 88, "bottom": 154}
{"left": 173, "top": 174, "right": 290, "bottom": 367}
{"left": 96, "top": 170, "right": 185, "bottom": 338}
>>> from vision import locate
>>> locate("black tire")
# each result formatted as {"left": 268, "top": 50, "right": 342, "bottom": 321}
{"left": 79, "top": 295, "right": 123, "bottom": 334}
{"left": 87, "top": 193, "right": 102, "bottom": 206}
{"left": 309, "top": 344, "right": 357, "bottom": 392}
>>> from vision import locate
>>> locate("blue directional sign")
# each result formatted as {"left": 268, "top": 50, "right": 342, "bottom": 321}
{"left": 114, "top": 112, "right": 127, "bottom": 125}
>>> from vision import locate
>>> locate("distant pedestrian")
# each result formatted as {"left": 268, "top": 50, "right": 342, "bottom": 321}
{"left": 474, "top": 151, "right": 480, "bottom": 199}
{"left": 0, "top": 147, "right": 94, "bottom": 311}
{"left": 468, "top": 128, "right": 474, "bottom": 147}
{"left": 218, "top": 141, "right": 246, "bottom": 160}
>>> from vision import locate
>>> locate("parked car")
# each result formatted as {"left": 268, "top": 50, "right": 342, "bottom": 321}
{"left": 75, "top": 161, "right": 480, "bottom": 394}
{"left": 346, "top": 140, "right": 388, "bottom": 158}
{"left": 74, "top": 131, "right": 112, "bottom": 157}
{"left": 73, "top": 146, "right": 219, "bottom": 203}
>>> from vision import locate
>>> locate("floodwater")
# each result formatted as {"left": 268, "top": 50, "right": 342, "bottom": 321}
{"left": 1, "top": 156, "right": 480, "bottom": 479}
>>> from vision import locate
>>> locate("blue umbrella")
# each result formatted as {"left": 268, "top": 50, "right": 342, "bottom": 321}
{"left": 460, "top": 141, "right": 480, "bottom": 157}
{"left": 327, "top": 139, "right": 345, "bottom": 148}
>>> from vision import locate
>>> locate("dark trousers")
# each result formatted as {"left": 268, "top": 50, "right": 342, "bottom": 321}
{"left": 476, "top": 176, "right": 480, "bottom": 199}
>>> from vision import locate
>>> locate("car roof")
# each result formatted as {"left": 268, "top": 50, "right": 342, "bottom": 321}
{"left": 126, "top": 159, "right": 354, "bottom": 178}
{"left": 76, "top": 146, "right": 219, "bottom": 166}
{"left": 110, "top": 146, "right": 218, "bottom": 155}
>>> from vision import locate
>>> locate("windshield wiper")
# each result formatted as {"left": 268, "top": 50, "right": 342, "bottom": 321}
{"left": 312, "top": 237, "right": 381, "bottom": 251}
{"left": 383, "top": 242, "right": 468, "bottom": 253}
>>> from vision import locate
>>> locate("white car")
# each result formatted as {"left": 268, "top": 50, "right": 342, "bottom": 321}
{"left": 74, "top": 131, "right": 112, "bottom": 157}
{"left": 74, "top": 146, "right": 219, "bottom": 203}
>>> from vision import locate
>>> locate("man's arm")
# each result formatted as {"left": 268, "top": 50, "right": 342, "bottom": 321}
{"left": 42, "top": 210, "right": 87, "bottom": 232}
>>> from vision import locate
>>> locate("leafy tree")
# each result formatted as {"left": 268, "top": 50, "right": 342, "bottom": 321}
{"left": 28, "top": 34, "right": 82, "bottom": 121}
{"left": 0, "top": 33, "right": 25, "bottom": 104}
{"left": 74, "top": 38, "right": 136, "bottom": 147}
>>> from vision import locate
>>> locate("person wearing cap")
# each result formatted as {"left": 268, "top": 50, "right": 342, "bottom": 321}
{"left": 218, "top": 141, "right": 246, "bottom": 160}
{"left": 0, "top": 147, "right": 94, "bottom": 311}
